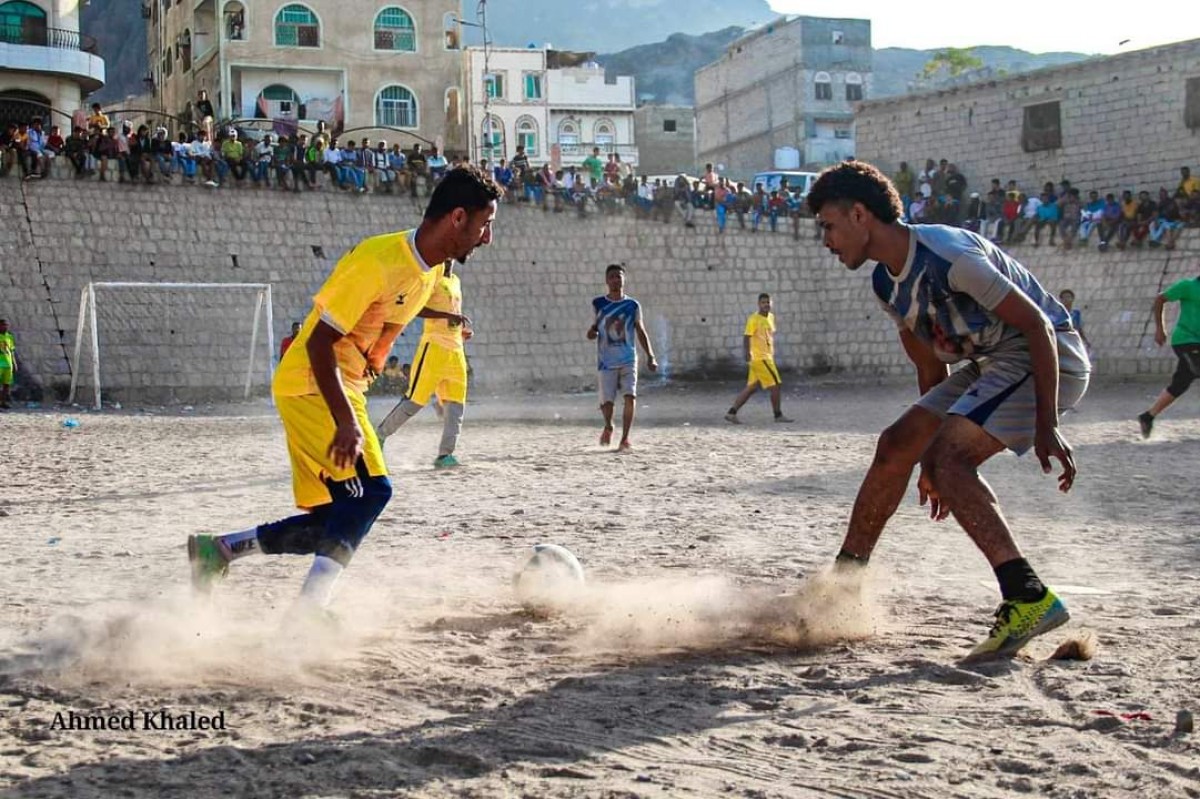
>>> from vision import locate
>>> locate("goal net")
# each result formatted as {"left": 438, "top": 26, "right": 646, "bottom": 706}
{"left": 68, "top": 282, "right": 275, "bottom": 409}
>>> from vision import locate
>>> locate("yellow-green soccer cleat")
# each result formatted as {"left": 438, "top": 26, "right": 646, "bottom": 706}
{"left": 963, "top": 589, "right": 1070, "bottom": 663}
{"left": 187, "top": 534, "right": 230, "bottom": 592}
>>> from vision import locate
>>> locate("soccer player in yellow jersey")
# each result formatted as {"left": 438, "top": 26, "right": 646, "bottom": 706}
{"left": 187, "top": 166, "right": 501, "bottom": 613}
{"left": 724, "top": 293, "right": 793, "bottom": 424}
{"left": 376, "top": 260, "right": 472, "bottom": 468}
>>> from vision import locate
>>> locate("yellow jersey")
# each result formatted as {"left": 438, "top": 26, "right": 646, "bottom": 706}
{"left": 274, "top": 230, "right": 438, "bottom": 397}
{"left": 744, "top": 312, "right": 775, "bottom": 361}
{"left": 420, "top": 265, "right": 464, "bottom": 351}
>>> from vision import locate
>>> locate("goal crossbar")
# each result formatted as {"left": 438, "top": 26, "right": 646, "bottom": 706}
{"left": 67, "top": 281, "right": 275, "bottom": 409}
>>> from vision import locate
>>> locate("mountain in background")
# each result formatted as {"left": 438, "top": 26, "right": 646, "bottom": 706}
{"left": 82, "top": 0, "right": 1091, "bottom": 107}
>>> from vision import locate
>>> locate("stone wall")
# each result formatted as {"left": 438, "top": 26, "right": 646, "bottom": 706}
{"left": 855, "top": 39, "right": 1200, "bottom": 196}
{"left": 0, "top": 178, "right": 1193, "bottom": 404}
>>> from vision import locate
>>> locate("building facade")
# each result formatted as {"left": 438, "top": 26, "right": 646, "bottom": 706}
{"left": 693, "top": 15, "right": 871, "bottom": 180}
{"left": 146, "top": 0, "right": 463, "bottom": 149}
{"left": 633, "top": 104, "right": 695, "bottom": 176}
{"left": 0, "top": 0, "right": 105, "bottom": 127}
{"left": 463, "top": 46, "right": 637, "bottom": 168}
{"left": 854, "top": 38, "right": 1200, "bottom": 199}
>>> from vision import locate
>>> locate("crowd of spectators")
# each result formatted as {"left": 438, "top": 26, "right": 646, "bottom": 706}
{"left": 892, "top": 158, "right": 1200, "bottom": 252}
{"left": 4, "top": 105, "right": 1198, "bottom": 253}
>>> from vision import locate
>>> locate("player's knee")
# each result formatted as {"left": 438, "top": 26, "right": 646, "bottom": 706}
{"left": 874, "top": 423, "right": 919, "bottom": 471}
{"left": 1167, "top": 370, "right": 1194, "bottom": 398}
{"left": 920, "top": 434, "right": 970, "bottom": 486}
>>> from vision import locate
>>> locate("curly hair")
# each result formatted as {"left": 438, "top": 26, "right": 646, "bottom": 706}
{"left": 425, "top": 164, "right": 503, "bottom": 221}
{"left": 805, "top": 161, "right": 904, "bottom": 224}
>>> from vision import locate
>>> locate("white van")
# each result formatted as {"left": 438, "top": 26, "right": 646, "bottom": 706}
{"left": 750, "top": 170, "right": 821, "bottom": 197}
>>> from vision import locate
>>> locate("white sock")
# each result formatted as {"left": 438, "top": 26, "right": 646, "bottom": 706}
{"left": 299, "top": 555, "right": 344, "bottom": 608}
{"left": 218, "top": 527, "right": 260, "bottom": 560}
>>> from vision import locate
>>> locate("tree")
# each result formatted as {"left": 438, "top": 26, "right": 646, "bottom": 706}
{"left": 921, "top": 48, "right": 984, "bottom": 79}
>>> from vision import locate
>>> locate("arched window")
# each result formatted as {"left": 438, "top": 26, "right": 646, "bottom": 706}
{"left": 594, "top": 119, "right": 614, "bottom": 151}
{"left": 443, "top": 12, "right": 459, "bottom": 50}
{"left": 180, "top": 28, "right": 192, "bottom": 72}
{"left": 223, "top": 0, "right": 246, "bottom": 41}
{"left": 814, "top": 71, "right": 832, "bottom": 101}
{"left": 374, "top": 7, "right": 415, "bottom": 52}
{"left": 515, "top": 115, "right": 538, "bottom": 156}
{"left": 0, "top": 1, "right": 47, "bottom": 46}
{"left": 557, "top": 119, "right": 578, "bottom": 151}
{"left": 257, "top": 84, "right": 300, "bottom": 119}
{"left": 845, "top": 72, "right": 863, "bottom": 102}
{"left": 275, "top": 4, "right": 319, "bottom": 47}
{"left": 0, "top": 88, "right": 49, "bottom": 129}
{"left": 376, "top": 85, "right": 418, "bottom": 128}
{"left": 481, "top": 114, "right": 504, "bottom": 158}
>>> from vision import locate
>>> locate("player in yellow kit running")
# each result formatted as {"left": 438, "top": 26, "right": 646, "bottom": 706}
{"left": 187, "top": 166, "right": 501, "bottom": 616}
{"left": 376, "top": 260, "right": 471, "bottom": 468}
{"left": 724, "top": 293, "right": 794, "bottom": 424}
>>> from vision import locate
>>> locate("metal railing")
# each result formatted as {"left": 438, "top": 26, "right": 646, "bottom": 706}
{"left": 0, "top": 24, "right": 98, "bottom": 54}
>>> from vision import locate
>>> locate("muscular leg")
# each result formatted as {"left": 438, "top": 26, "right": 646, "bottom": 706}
{"left": 919, "top": 415, "right": 1017, "bottom": 567}
{"left": 838, "top": 406, "right": 944, "bottom": 560}
{"left": 769, "top": 385, "right": 783, "bottom": 416}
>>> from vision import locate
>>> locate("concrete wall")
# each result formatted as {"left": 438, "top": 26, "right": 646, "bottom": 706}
{"left": 0, "top": 178, "right": 1193, "bottom": 404}
{"left": 855, "top": 38, "right": 1200, "bottom": 196}
{"left": 694, "top": 16, "right": 871, "bottom": 179}
{"left": 634, "top": 105, "right": 696, "bottom": 176}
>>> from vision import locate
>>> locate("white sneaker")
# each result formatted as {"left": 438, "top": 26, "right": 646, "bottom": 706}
{"left": 204, "top": 180, "right": 219, "bottom": 188}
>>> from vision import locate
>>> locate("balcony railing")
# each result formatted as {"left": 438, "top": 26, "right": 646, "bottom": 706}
{"left": 0, "top": 24, "right": 98, "bottom": 54}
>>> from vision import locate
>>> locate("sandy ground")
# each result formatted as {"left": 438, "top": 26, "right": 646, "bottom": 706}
{"left": 0, "top": 379, "right": 1197, "bottom": 799}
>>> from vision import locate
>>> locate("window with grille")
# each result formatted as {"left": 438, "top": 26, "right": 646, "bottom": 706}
{"left": 516, "top": 117, "right": 538, "bottom": 155}
{"left": 377, "top": 85, "right": 418, "bottom": 127}
{"left": 275, "top": 4, "right": 319, "bottom": 47}
{"left": 374, "top": 7, "right": 415, "bottom": 52}
{"left": 815, "top": 71, "right": 832, "bottom": 101}
{"left": 485, "top": 72, "right": 505, "bottom": 99}
{"left": 524, "top": 73, "right": 542, "bottom": 101}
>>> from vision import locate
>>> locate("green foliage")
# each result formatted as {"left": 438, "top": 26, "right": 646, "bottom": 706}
{"left": 921, "top": 48, "right": 985, "bottom": 79}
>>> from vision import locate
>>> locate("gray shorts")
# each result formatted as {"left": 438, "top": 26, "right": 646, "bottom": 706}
{"left": 917, "top": 357, "right": 1089, "bottom": 455}
{"left": 598, "top": 366, "right": 637, "bottom": 405}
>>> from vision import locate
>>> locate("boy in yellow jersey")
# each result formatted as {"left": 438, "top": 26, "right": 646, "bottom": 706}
{"left": 0, "top": 319, "right": 16, "bottom": 410}
{"left": 187, "top": 166, "right": 501, "bottom": 614}
{"left": 724, "top": 294, "right": 793, "bottom": 424}
{"left": 376, "top": 260, "right": 472, "bottom": 468}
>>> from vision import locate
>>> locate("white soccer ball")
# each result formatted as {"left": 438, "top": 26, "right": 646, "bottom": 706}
{"left": 514, "top": 544, "right": 585, "bottom": 614}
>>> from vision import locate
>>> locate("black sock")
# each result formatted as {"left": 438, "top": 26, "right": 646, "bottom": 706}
{"left": 994, "top": 558, "right": 1046, "bottom": 602}
{"left": 727, "top": 407, "right": 737, "bottom": 415}
{"left": 835, "top": 550, "right": 869, "bottom": 567}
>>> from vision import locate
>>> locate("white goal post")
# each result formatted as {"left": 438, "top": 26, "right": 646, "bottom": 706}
{"left": 68, "top": 281, "right": 275, "bottom": 410}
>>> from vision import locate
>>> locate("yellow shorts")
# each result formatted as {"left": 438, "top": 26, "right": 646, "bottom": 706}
{"left": 407, "top": 340, "right": 468, "bottom": 405}
{"left": 275, "top": 391, "right": 386, "bottom": 510}
{"left": 747, "top": 359, "right": 782, "bottom": 388}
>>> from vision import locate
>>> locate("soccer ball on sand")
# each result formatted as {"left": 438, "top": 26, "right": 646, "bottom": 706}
{"left": 513, "top": 544, "right": 585, "bottom": 614}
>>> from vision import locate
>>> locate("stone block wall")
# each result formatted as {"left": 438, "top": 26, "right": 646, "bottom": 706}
{"left": 0, "top": 178, "right": 1193, "bottom": 404}
{"left": 855, "top": 39, "right": 1200, "bottom": 196}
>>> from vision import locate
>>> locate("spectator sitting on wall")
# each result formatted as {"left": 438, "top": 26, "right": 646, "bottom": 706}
{"left": 190, "top": 129, "right": 218, "bottom": 187}
{"left": 917, "top": 158, "right": 936, "bottom": 200}
{"left": 64, "top": 126, "right": 88, "bottom": 178}
{"left": 908, "top": 193, "right": 930, "bottom": 224}
{"left": 1096, "top": 192, "right": 1121, "bottom": 252}
{"left": 303, "top": 136, "right": 325, "bottom": 188}
{"left": 45, "top": 123, "right": 64, "bottom": 166}
{"left": 1177, "top": 165, "right": 1200, "bottom": 200}
{"left": 1149, "top": 188, "right": 1184, "bottom": 250}
{"left": 220, "top": 129, "right": 247, "bottom": 183}
{"left": 426, "top": 147, "right": 448, "bottom": 186}
{"left": 963, "top": 192, "right": 984, "bottom": 233}
{"left": 1077, "top": 190, "right": 1105, "bottom": 246}
{"left": 1000, "top": 191, "right": 1022, "bottom": 244}
{"left": 339, "top": 140, "right": 367, "bottom": 193}
{"left": 983, "top": 179, "right": 1005, "bottom": 242}
{"left": 604, "top": 153, "right": 620, "bottom": 184}
{"left": 1033, "top": 190, "right": 1059, "bottom": 246}
{"left": 932, "top": 158, "right": 950, "bottom": 197}
{"left": 767, "top": 189, "right": 787, "bottom": 233}
{"left": 674, "top": 174, "right": 695, "bottom": 227}
{"left": 23, "top": 117, "right": 47, "bottom": 180}
{"left": 1057, "top": 188, "right": 1082, "bottom": 250}
{"left": 150, "top": 127, "right": 173, "bottom": 181}
{"left": 407, "top": 143, "right": 426, "bottom": 196}
{"left": 493, "top": 158, "right": 513, "bottom": 195}
{"left": 322, "top": 137, "right": 343, "bottom": 188}
{"left": 703, "top": 162, "right": 719, "bottom": 190}
{"left": 133, "top": 124, "right": 155, "bottom": 183}
{"left": 1126, "top": 189, "right": 1156, "bottom": 248}
{"left": 273, "top": 134, "right": 294, "bottom": 190}
{"left": 251, "top": 133, "right": 273, "bottom": 186}
{"left": 1116, "top": 189, "right": 1138, "bottom": 249}
{"left": 0, "top": 123, "right": 17, "bottom": 177}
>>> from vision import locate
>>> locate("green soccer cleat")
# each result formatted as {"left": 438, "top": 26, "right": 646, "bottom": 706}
{"left": 963, "top": 589, "right": 1070, "bottom": 664}
{"left": 188, "top": 534, "right": 230, "bottom": 592}
{"left": 433, "top": 454, "right": 460, "bottom": 469}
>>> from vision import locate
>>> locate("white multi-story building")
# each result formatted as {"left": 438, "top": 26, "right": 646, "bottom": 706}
{"left": 0, "top": 0, "right": 105, "bottom": 127}
{"left": 463, "top": 46, "right": 637, "bottom": 168}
